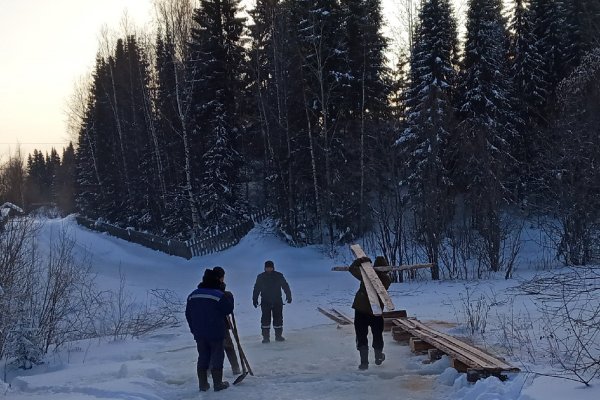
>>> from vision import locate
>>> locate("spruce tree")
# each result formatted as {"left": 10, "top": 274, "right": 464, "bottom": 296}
{"left": 56, "top": 143, "right": 76, "bottom": 214}
{"left": 288, "top": 0, "right": 350, "bottom": 244}
{"left": 400, "top": 0, "right": 458, "bottom": 279}
{"left": 340, "top": 0, "right": 391, "bottom": 237}
{"left": 188, "top": 0, "right": 248, "bottom": 233}
{"left": 529, "top": 0, "right": 566, "bottom": 95}
{"left": 562, "top": 0, "right": 600, "bottom": 74}
{"left": 509, "top": 0, "right": 549, "bottom": 198}
{"left": 547, "top": 48, "right": 600, "bottom": 264}
{"left": 454, "top": 0, "right": 516, "bottom": 272}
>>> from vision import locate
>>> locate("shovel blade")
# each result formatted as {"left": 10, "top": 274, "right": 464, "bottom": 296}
{"left": 233, "top": 372, "right": 248, "bottom": 385}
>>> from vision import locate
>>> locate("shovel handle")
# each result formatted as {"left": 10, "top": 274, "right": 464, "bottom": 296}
{"left": 230, "top": 313, "right": 254, "bottom": 376}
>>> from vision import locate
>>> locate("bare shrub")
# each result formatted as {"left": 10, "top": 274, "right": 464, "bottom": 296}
{"left": 1, "top": 218, "right": 183, "bottom": 373}
{"left": 516, "top": 266, "right": 600, "bottom": 386}
{"left": 457, "top": 286, "right": 492, "bottom": 336}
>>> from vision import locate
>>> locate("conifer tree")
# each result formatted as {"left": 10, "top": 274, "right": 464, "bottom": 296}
{"left": 152, "top": 0, "right": 198, "bottom": 236}
{"left": 547, "top": 48, "right": 600, "bottom": 265}
{"left": 288, "top": 0, "right": 350, "bottom": 244}
{"left": 509, "top": 0, "right": 549, "bottom": 197}
{"left": 400, "top": 0, "right": 458, "bottom": 279}
{"left": 454, "top": 0, "right": 516, "bottom": 272}
{"left": 340, "top": 0, "right": 391, "bottom": 237}
{"left": 529, "top": 0, "right": 566, "bottom": 96}
{"left": 188, "top": 0, "right": 248, "bottom": 233}
{"left": 56, "top": 143, "right": 76, "bottom": 214}
{"left": 562, "top": 0, "right": 600, "bottom": 74}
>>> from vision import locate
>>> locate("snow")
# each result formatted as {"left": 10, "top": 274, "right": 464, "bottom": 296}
{"left": 2, "top": 216, "right": 599, "bottom": 399}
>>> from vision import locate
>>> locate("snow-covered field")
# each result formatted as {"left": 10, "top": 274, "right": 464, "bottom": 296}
{"left": 1, "top": 216, "right": 598, "bottom": 399}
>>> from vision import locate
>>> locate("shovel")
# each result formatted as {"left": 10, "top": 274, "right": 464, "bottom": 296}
{"left": 229, "top": 312, "right": 253, "bottom": 385}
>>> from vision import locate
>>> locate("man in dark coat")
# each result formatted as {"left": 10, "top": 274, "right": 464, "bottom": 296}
{"left": 186, "top": 268, "right": 234, "bottom": 391}
{"left": 252, "top": 260, "right": 292, "bottom": 343}
{"left": 212, "top": 266, "right": 241, "bottom": 375}
{"left": 349, "top": 255, "right": 392, "bottom": 370}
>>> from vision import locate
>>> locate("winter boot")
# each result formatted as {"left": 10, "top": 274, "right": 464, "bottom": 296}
{"left": 262, "top": 328, "right": 270, "bottom": 343}
{"left": 358, "top": 346, "right": 369, "bottom": 370}
{"left": 211, "top": 369, "right": 230, "bottom": 392}
{"left": 197, "top": 367, "right": 210, "bottom": 392}
{"left": 374, "top": 348, "right": 385, "bottom": 366}
{"left": 275, "top": 328, "right": 285, "bottom": 342}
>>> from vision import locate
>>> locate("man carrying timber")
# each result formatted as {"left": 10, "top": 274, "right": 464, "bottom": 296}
{"left": 349, "top": 255, "right": 392, "bottom": 370}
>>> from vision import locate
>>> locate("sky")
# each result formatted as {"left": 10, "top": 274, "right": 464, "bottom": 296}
{"left": 0, "top": 0, "right": 154, "bottom": 160}
{"left": 3, "top": 215, "right": 598, "bottom": 399}
{"left": 0, "top": 0, "right": 453, "bottom": 161}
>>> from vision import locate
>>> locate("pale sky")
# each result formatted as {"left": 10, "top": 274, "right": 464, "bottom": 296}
{"left": 0, "top": 0, "right": 445, "bottom": 160}
{"left": 0, "top": 0, "right": 153, "bottom": 159}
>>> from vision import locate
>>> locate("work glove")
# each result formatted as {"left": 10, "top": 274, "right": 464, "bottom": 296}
{"left": 358, "top": 256, "right": 371, "bottom": 264}
{"left": 253, "top": 300, "right": 258, "bottom": 308}
{"left": 286, "top": 297, "right": 292, "bottom": 304}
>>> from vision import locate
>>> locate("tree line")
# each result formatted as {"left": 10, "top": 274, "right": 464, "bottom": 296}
{"left": 2, "top": 0, "right": 599, "bottom": 277}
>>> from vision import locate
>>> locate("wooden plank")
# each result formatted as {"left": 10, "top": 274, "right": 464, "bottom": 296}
{"left": 332, "top": 264, "right": 434, "bottom": 272}
{"left": 350, "top": 244, "right": 395, "bottom": 311}
{"left": 330, "top": 308, "right": 353, "bottom": 324}
{"left": 359, "top": 266, "right": 383, "bottom": 315}
{"left": 317, "top": 307, "right": 352, "bottom": 325}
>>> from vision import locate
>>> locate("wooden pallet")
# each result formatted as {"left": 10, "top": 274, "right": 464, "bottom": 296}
{"left": 391, "top": 317, "right": 519, "bottom": 381}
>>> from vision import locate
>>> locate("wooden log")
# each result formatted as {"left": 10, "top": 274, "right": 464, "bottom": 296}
{"left": 451, "top": 358, "right": 470, "bottom": 373}
{"left": 383, "top": 310, "right": 408, "bottom": 318}
{"left": 384, "top": 310, "right": 407, "bottom": 331}
{"left": 332, "top": 264, "right": 434, "bottom": 272}
{"left": 410, "top": 337, "right": 436, "bottom": 353}
{"left": 428, "top": 349, "right": 444, "bottom": 363}
{"left": 391, "top": 327, "right": 412, "bottom": 343}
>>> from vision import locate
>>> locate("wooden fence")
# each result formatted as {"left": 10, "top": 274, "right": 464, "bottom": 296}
{"left": 75, "top": 208, "right": 269, "bottom": 259}
{"left": 186, "top": 208, "right": 269, "bottom": 257}
{"left": 75, "top": 216, "right": 192, "bottom": 258}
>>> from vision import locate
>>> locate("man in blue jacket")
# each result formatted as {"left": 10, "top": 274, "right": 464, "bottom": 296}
{"left": 186, "top": 268, "right": 234, "bottom": 392}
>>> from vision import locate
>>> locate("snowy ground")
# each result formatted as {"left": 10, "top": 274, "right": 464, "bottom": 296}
{"left": 1, "top": 216, "right": 599, "bottom": 399}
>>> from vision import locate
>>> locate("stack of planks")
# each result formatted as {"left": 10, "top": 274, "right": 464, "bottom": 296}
{"left": 391, "top": 317, "right": 520, "bottom": 382}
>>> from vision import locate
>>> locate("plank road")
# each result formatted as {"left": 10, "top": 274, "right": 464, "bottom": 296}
{"left": 392, "top": 318, "right": 519, "bottom": 373}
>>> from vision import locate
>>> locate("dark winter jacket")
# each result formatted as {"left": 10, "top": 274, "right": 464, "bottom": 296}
{"left": 349, "top": 258, "right": 392, "bottom": 315}
{"left": 253, "top": 271, "right": 292, "bottom": 306}
{"left": 186, "top": 284, "right": 234, "bottom": 341}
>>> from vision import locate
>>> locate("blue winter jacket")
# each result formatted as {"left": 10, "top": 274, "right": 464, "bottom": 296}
{"left": 185, "top": 286, "right": 234, "bottom": 341}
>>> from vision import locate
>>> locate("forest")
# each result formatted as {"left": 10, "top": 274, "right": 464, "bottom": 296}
{"left": 1, "top": 0, "right": 600, "bottom": 279}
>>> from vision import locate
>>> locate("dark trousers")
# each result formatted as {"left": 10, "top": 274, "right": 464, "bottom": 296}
{"left": 196, "top": 337, "right": 225, "bottom": 369}
{"left": 261, "top": 302, "right": 283, "bottom": 329}
{"left": 354, "top": 310, "right": 384, "bottom": 350}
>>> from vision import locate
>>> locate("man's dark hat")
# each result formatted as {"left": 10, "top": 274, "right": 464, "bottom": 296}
{"left": 202, "top": 268, "right": 217, "bottom": 284}
{"left": 264, "top": 260, "right": 275, "bottom": 269}
{"left": 373, "top": 256, "right": 389, "bottom": 267}
{"left": 213, "top": 266, "right": 225, "bottom": 279}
